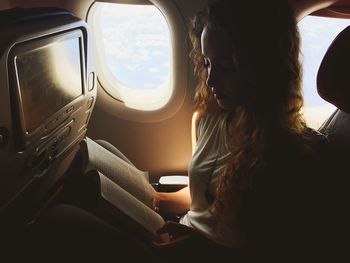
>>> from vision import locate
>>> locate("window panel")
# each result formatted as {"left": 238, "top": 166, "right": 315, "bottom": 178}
{"left": 90, "top": 2, "right": 172, "bottom": 111}
{"left": 299, "top": 16, "right": 349, "bottom": 129}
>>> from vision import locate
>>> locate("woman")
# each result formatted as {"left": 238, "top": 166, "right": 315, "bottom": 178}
{"left": 153, "top": 0, "right": 328, "bottom": 260}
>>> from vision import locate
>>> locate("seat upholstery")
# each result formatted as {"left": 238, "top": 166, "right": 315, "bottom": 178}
{"left": 317, "top": 26, "right": 350, "bottom": 113}
{"left": 0, "top": 7, "right": 96, "bottom": 225}
{"left": 319, "top": 109, "right": 350, "bottom": 152}
{"left": 317, "top": 25, "right": 350, "bottom": 257}
{"left": 317, "top": 25, "right": 350, "bottom": 166}
{"left": 317, "top": 26, "right": 350, "bottom": 152}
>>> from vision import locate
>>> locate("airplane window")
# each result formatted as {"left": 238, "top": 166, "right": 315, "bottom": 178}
{"left": 88, "top": 2, "right": 172, "bottom": 111}
{"left": 299, "top": 16, "right": 350, "bottom": 129}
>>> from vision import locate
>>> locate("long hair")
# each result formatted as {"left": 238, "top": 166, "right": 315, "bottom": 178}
{"left": 189, "top": 0, "right": 307, "bottom": 239}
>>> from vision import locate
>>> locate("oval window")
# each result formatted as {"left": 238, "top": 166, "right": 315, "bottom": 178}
{"left": 88, "top": 2, "right": 172, "bottom": 111}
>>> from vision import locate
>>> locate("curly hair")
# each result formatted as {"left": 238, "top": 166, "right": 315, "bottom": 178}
{"left": 189, "top": 0, "right": 308, "bottom": 237}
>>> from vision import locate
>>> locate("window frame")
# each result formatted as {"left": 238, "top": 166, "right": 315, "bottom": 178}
{"left": 87, "top": 0, "right": 189, "bottom": 122}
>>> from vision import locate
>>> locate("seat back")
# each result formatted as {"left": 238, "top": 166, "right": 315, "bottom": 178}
{"left": 317, "top": 25, "right": 350, "bottom": 170}
{"left": 0, "top": 7, "right": 96, "bottom": 223}
{"left": 317, "top": 25, "right": 350, "bottom": 255}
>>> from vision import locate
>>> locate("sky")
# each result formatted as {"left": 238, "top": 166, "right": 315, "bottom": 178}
{"left": 95, "top": 3, "right": 350, "bottom": 126}
{"left": 99, "top": 3, "right": 171, "bottom": 90}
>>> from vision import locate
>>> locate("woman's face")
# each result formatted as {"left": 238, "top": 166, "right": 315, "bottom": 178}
{"left": 201, "top": 26, "right": 247, "bottom": 110}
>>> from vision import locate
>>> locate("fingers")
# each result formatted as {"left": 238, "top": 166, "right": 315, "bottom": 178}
{"left": 152, "top": 197, "right": 160, "bottom": 213}
{"left": 152, "top": 233, "right": 192, "bottom": 248}
{"left": 157, "top": 221, "right": 186, "bottom": 236}
{"left": 158, "top": 221, "right": 190, "bottom": 233}
{"left": 156, "top": 221, "right": 198, "bottom": 246}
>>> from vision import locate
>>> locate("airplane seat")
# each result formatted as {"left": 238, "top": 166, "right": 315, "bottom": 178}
{"left": 13, "top": 204, "right": 163, "bottom": 262}
{"left": 94, "top": 139, "right": 136, "bottom": 167}
{"left": 316, "top": 25, "right": 350, "bottom": 254}
{"left": 0, "top": 7, "right": 96, "bottom": 227}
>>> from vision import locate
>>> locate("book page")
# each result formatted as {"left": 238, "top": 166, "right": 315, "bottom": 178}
{"left": 89, "top": 170, "right": 168, "bottom": 242}
{"left": 81, "top": 137, "right": 155, "bottom": 207}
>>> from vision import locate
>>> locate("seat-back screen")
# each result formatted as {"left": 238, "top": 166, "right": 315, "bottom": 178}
{"left": 14, "top": 36, "right": 83, "bottom": 133}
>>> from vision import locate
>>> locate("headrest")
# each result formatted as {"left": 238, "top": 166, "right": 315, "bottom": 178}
{"left": 317, "top": 26, "right": 350, "bottom": 113}
{"left": 0, "top": 7, "right": 70, "bottom": 25}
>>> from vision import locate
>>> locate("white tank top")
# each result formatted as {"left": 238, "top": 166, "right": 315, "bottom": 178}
{"left": 180, "top": 112, "right": 238, "bottom": 246}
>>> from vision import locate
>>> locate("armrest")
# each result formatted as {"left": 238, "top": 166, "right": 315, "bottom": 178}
{"left": 154, "top": 175, "right": 189, "bottom": 192}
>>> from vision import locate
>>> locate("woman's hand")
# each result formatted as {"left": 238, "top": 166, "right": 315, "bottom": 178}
{"left": 152, "top": 222, "right": 239, "bottom": 262}
{"left": 152, "top": 187, "right": 191, "bottom": 215}
{"left": 152, "top": 221, "right": 209, "bottom": 249}
{"left": 157, "top": 221, "right": 198, "bottom": 243}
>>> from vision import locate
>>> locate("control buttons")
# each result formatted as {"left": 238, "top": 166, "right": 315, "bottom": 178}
{"left": 30, "top": 150, "right": 46, "bottom": 168}
{"left": 45, "top": 106, "right": 75, "bottom": 131}
{"left": 45, "top": 119, "right": 57, "bottom": 130}
{"left": 88, "top": 72, "right": 95, "bottom": 91}
{"left": 87, "top": 97, "right": 94, "bottom": 109}
{"left": 55, "top": 112, "right": 64, "bottom": 122}
{"left": 66, "top": 106, "right": 74, "bottom": 114}
{"left": 49, "top": 126, "right": 71, "bottom": 151}
{"left": 85, "top": 112, "right": 91, "bottom": 125}
{"left": 62, "top": 126, "right": 71, "bottom": 137}
{"left": 32, "top": 124, "right": 72, "bottom": 168}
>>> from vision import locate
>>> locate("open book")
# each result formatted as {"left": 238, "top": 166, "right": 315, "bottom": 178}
{"left": 80, "top": 137, "right": 168, "bottom": 242}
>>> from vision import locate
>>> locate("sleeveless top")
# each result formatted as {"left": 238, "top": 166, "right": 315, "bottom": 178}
{"left": 180, "top": 112, "right": 238, "bottom": 246}
{"left": 181, "top": 111, "right": 330, "bottom": 251}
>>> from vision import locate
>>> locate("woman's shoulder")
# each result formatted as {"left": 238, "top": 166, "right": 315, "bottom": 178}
{"left": 197, "top": 110, "right": 230, "bottom": 125}
{"left": 192, "top": 110, "right": 210, "bottom": 131}
{"left": 302, "top": 127, "right": 329, "bottom": 153}
{"left": 192, "top": 110, "right": 203, "bottom": 128}
{"left": 270, "top": 127, "right": 329, "bottom": 166}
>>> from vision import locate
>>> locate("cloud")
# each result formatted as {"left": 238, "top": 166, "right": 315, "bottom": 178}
{"left": 100, "top": 5, "right": 169, "bottom": 63}
{"left": 144, "top": 83, "right": 155, "bottom": 88}
{"left": 93, "top": 3, "right": 172, "bottom": 96}
{"left": 95, "top": 2, "right": 172, "bottom": 96}
{"left": 148, "top": 67, "right": 159, "bottom": 73}
{"left": 125, "top": 63, "right": 140, "bottom": 72}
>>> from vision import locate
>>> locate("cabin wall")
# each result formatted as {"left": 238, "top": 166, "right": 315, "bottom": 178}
{"left": 63, "top": 0, "right": 209, "bottom": 180}
{"left": 0, "top": 0, "right": 207, "bottom": 181}
{"left": 0, "top": 0, "right": 66, "bottom": 9}
{"left": 1, "top": 0, "right": 344, "bottom": 180}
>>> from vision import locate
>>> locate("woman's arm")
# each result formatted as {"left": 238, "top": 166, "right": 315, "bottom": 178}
{"left": 152, "top": 111, "right": 202, "bottom": 215}
{"left": 191, "top": 110, "right": 202, "bottom": 154}
{"left": 154, "top": 186, "right": 190, "bottom": 215}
